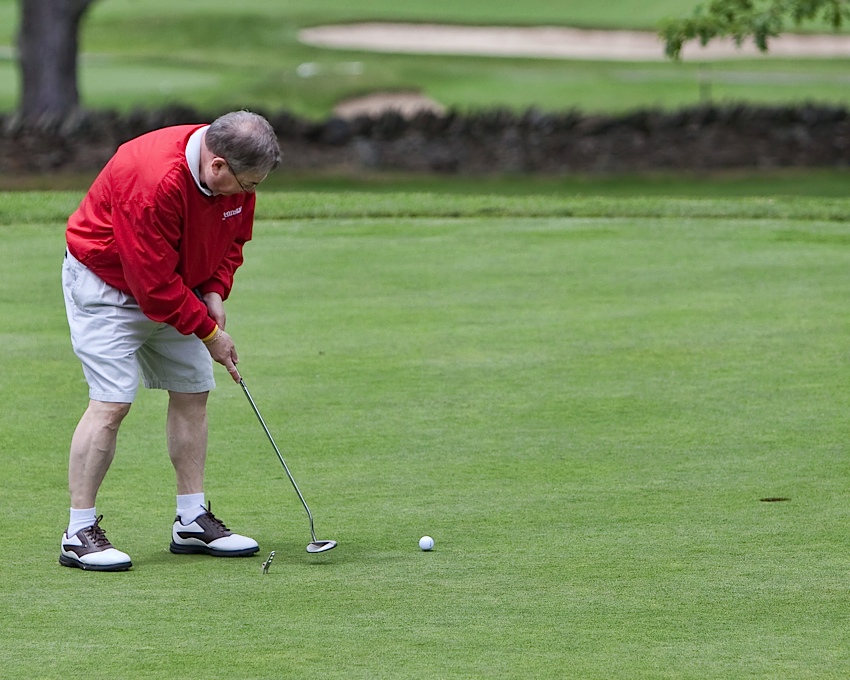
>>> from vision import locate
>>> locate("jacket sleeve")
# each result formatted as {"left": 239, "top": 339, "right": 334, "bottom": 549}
{"left": 197, "top": 195, "right": 255, "bottom": 301}
{"left": 112, "top": 192, "right": 217, "bottom": 339}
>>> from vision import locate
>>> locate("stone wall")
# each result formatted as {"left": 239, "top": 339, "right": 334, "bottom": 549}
{"left": 1, "top": 103, "right": 849, "bottom": 175}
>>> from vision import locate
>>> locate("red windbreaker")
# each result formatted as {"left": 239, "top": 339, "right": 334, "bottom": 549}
{"left": 66, "top": 124, "right": 255, "bottom": 340}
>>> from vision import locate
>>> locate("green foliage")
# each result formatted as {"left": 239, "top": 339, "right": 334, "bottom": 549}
{"left": 661, "top": 0, "right": 850, "bottom": 58}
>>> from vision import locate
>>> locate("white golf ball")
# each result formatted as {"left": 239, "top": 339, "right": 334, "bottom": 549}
{"left": 419, "top": 535, "right": 434, "bottom": 551}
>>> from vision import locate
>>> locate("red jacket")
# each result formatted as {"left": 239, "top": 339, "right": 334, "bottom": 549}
{"left": 66, "top": 124, "right": 255, "bottom": 340}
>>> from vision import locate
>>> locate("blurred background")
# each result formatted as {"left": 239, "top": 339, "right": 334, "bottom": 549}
{"left": 1, "top": 0, "right": 849, "bottom": 193}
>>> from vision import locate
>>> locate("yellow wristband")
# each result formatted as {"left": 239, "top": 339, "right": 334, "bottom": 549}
{"left": 200, "top": 324, "right": 219, "bottom": 344}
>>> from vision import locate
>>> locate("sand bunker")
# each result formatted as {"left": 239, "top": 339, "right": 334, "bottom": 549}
{"left": 333, "top": 91, "right": 446, "bottom": 119}
{"left": 300, "top": 23, "right": 850, "bottom": 61}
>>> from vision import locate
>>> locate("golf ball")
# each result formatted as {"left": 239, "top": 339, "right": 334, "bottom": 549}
{"left": 419, "top": 535, "right": 434, "bottom": 551}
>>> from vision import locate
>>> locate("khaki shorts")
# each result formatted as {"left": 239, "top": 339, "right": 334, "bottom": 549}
{"left": 62, "top": 251, "right": 215, "bottom": 403}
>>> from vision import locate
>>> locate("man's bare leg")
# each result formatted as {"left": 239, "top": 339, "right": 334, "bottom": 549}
{"left": 167, "top": 391, "right": 208, "bottom": 495}
{"left": 69, "top": 400, "right": 132, "bottom": 509}
{"left": 166, "top": 390, "right": 259, "bottom": 557}
{"left": 61, "top": 400, "right": 134, "bottom": 571}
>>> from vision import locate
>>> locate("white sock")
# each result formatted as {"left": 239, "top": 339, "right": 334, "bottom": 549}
{"left": 68, "top": 507, "right": 96, "bottom": 537}
{"left": 177, "top": 493, "right": 206, "bottom": 525}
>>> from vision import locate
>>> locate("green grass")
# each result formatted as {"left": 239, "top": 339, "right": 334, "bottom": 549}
{"left": 3, "top": 167, "right": 850, "bottom": 198}
{"left": 254, "top": 167, "right": 850, "bottom": 199}
{"left": 3, "top": 191, "right": 850, "bottom": 677}
{"left": 2, "top": 0, "right": 850, "bottom": 118}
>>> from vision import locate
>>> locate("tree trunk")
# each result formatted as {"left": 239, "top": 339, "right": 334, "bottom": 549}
{"left": 17, "top": 0, "right": 96, "bottom": 126}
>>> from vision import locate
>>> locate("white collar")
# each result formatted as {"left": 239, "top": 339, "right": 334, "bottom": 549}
{"left": 186, "top": 126, "right": 212, "bottom": 196}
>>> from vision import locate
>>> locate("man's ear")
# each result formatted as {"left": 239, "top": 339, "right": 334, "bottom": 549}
{"left": 209, "top": 157, "right": 228, "bottom": 175}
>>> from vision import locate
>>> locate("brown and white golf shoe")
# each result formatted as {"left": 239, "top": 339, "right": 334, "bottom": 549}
{"left": 169, "top": 503, "right": 259, "bottom": 557}
{"left": 59, "top": 516, "right": 132, "bottom": 572}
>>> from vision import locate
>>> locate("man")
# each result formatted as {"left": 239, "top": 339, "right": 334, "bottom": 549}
{"left": 60, "top": 110, "right": 282, "bottom": 571}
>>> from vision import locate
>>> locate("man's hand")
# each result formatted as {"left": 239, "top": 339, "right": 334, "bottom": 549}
{"left": 204, "top": 327, "right": 241, "bottom": 383}
{"left": 196, "top": 291, "right": 239, "bottom": 382}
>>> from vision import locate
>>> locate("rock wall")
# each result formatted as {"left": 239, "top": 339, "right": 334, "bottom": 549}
{"left": 1, "top": 103, "right": 849, "bottom": 175}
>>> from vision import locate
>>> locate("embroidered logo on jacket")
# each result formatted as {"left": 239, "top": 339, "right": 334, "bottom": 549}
{"left": 223, "top": 207, "right": 243, "bottom": 220}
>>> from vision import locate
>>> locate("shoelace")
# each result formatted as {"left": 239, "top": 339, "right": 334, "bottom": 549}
{"left": 203, "top": 503, "right": 230, "bottom": 533}
{"left": 83, "top": 515, "right": 113, "bottom": 549}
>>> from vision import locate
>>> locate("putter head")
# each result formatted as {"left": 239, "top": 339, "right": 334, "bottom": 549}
{"left": 306, "top": 540, "right": 337, "bottom": 554}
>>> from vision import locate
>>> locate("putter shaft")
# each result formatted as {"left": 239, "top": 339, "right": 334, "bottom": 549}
{"left": 239, "top": 378, "right": 319, "bottom": 543}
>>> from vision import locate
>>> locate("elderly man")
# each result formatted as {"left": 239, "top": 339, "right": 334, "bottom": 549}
{"left": 60, "top": 110, "right": 282, "bottom": 571}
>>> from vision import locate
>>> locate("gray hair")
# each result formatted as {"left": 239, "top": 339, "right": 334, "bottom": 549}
{"left": 206, "top": 111, "right": 282, "bottom": 176}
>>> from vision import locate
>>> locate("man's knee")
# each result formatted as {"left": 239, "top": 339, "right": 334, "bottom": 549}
{"left": 168, "top": 391, "right": 209, "bottom": 410}
{"left": 87, "top": 400, "right": 132, "bottom": 429}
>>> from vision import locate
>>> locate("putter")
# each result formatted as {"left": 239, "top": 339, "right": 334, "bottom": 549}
{"left": 240, "top": 375, "right": 337, "bottom": 554}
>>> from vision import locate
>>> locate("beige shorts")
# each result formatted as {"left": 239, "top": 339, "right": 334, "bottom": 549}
{"left": 62, "top": 251, "right": 215, "bottom": 403}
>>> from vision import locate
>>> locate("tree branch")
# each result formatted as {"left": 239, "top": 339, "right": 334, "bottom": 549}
{"left": 660, "top": 0, "right": 850, "bottom": 59}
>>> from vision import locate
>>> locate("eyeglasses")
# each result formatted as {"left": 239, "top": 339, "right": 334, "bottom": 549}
{"left": 225, "top": 160, "right": 259, "bottom": 193}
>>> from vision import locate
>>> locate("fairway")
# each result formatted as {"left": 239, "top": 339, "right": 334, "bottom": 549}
{"left": 3, "top": 193, "right": 850, "bottom": 678}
